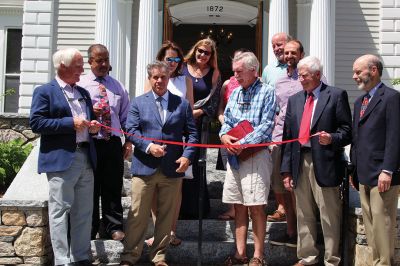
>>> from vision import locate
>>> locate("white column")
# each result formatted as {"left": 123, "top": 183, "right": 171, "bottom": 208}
{"left": 267, "top": 0, "right": 289, "bottom": 65}
{"left": 95, "top": 0, "right": 132, "bottom": 86}
{"left": 296, "top": 0, "right": 311, "bottom": 56}
{"left": 135, "top": 0, "right": 159, "bottom": 96}
{"left": 309, "top": 0, "right": 335, "bottom": 85}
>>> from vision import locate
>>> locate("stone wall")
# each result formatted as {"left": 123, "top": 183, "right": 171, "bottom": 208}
{"left": 0, "top": 114, "right": 39, "bottom": 144}
{"left": 0, "top": 200, "right": 50, "bottom": 265}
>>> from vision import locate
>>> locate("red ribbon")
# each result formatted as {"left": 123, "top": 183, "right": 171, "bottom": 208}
{"left": 100, "top": 124, "right": 320, "bottom": 149}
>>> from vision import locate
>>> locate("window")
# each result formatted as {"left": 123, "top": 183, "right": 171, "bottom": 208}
{"left": 2, "top": 28, "right": 22, "bottom": 113}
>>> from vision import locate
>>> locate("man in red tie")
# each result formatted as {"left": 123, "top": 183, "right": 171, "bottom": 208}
{"left": 280, "top": 56, "right": 352, "bottom": 266}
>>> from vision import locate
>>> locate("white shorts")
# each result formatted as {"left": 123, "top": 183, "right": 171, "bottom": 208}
{"left": 222, "top": 149, "right": 272, "bottom": 206}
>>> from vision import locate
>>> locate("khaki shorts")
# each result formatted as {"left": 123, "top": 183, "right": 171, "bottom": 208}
{"left": 270, "top": 145, "right": 286, "bottom": 193}
{"left": 222, "top": 149, "right": 272, "bottom": 206}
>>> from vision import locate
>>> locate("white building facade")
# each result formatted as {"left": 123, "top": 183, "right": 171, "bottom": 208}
{"left": 0, "top": 0, "right": 399, "bottom": 114}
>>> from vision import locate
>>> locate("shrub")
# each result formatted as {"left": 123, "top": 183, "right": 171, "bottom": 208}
{"left": 0, "top": 139, "right": 33, "bottom": 191}
{"left": 392, "top": 78, "right": 400, "bottom": 86}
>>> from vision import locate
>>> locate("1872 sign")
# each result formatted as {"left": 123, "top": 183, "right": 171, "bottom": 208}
{"left": 206, "top": 5, "right": 223, "bottom": 12}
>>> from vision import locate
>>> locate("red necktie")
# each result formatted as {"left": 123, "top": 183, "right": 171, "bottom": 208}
{"left": 298, "top": 92, "right": 314, "bottom": 145}
{"left": 359, "top": 94, "right": 370, "bottom": 118}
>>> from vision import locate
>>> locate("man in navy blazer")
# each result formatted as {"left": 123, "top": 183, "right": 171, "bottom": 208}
{"left": 30, "top": 48, "right": 100, "bottom": 266}
{"left": 120, "top": 61, "right": 198, "bottom": 266}
{"left": 281, "top": 56, "right": 352, "bottom": 266}
{"left": 351, "top": 54, "right": 400, "bottom": 266}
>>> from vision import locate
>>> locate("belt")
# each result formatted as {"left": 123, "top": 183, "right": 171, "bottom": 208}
{"left": 76, "top": 142, "right": 89, "bottom": 148}
{"left": 301, "top": 146, "right": 311, "bottom": 153}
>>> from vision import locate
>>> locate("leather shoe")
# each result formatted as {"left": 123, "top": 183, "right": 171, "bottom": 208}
{"left": 154, "top": 261, "right": 168, "bottom": 266}
{"left": 267, "top": 210, "right": 286, "bottom": 222}
{"left": 120, "top": 261, "right": 133, "bottom": 266}
{"left": 112, "top": 230, "right": 125, "bottom": 241}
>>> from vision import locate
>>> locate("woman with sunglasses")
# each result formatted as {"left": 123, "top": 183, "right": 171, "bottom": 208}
{"left": 180, "top": 38, "right": 221, "bottom": 219}
{"left": 144, "top": 41, "right": 194, "bottom": 247}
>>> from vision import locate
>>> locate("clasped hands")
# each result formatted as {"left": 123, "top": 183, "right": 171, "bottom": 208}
{"left": 73, "top": 116, "right": 100, "bottom": 134}
{"left": 149, "top": 144, "right": 190, "bottom": 173}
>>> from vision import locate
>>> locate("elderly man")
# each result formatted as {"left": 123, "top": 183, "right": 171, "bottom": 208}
{"left": 351, "top": 54, "right": 400, "bottom": 266}
{"left": 220, "top": 52, "right": 276, "bottom": 266}
{"left": 30, "top": 48, "right": 100, "bottom": 266}
{"left": 78, "top": 44, "right": 131, "bottom": 241}
{"left": 120, "top": 61, "right": 198, "bottom": 266}
{"left": 281, "top": 56, "right": 352, "bottom": 266}
{"left": 261, "top": 32, "right": 293, "bottom": 223}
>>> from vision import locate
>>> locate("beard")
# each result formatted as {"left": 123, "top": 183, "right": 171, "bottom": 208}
{"left": 357, "top": 73, "right": 371, "bottom": 90}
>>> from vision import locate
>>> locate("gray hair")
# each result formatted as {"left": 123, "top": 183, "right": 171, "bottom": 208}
{"left": 366, "top": 55, "right": 383, "bottom": 77}
{"left": 146, "top": 60, "right": 169, "bottom": 78}
{"left": 87, "top": 44, "right": 108, "bottom": 59}
{"left": 232, "top": 52, "right": 259, "bottom": 73}
{"left": 53, "top": 48, "right": 81, "bottom": 70}
{"left": 298, "top": 56, "right": 323, "bottom": 74}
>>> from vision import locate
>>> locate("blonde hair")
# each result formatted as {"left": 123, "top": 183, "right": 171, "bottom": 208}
{"left": 184, "top": 38, "right": 218, "bottom": 69}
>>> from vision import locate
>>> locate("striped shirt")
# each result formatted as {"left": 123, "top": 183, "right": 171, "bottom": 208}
{"left": 220, "top": 79, "right": 277, "bottom": 145}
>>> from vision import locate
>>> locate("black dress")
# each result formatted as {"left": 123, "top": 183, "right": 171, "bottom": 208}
{"left": 180, "top": 63, "right": 216, "bottom": 219}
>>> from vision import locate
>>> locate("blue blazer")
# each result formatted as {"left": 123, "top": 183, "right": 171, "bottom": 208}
{"left": 351, "top": 83, "right": 400, "bottom": 186}
{"left": 126, "top": 91, "right": 198, "bottom": 177}
{"left": 30, "top": 79, "right": 97, "bottom": 173}
{"left": 281, "top": 83, "right": 352, "bottom": 187}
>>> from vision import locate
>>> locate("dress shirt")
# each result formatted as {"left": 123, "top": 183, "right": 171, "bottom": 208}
{"left": 220, "top": 79, "right": 277, "bottom": 145}
{"left": 56, "top": 76, "right": 89, "bottom": 143}
{"left": 77, "top": 71, "right": 130, "bottom": 138}
{"left": 272, "top": 69, "right": 303, "bottom": 142}
{"left": 145, "top": 91, "right": 169, "bottom": 154}
{"left": 261, "top": 60, "right": 288, "bottom": 87}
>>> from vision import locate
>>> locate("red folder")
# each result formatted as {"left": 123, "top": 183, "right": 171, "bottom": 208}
{"left": 227, "top": 120, "right": 264, "bottom": 161}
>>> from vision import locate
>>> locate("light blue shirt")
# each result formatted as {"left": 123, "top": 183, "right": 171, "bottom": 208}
{"left": 261, "top": 61, "right": 288, "bottom": 87}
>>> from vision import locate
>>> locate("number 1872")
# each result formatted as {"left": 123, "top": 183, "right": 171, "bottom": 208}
{"left": 207, "top": 5, "right": 223, "bottom": 12}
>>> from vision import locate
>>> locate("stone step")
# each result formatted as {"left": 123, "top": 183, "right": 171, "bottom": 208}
{"left": 91, "top": 238, "right": 304, "bottom": 265}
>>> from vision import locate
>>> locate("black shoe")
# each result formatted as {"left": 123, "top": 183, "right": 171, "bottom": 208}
{"left": 269, "top": 234, "right": 297, "bottom": 248}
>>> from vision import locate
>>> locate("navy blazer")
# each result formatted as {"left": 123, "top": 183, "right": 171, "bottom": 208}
{"left": 351, "top": 83, "right": 400, "bottom": 186}
{"left": 30, "top": 79, "right": 97, "bottom": 173}
{"left": 126, "top": 91, "right": 198, "bottom": 177}
{"left": 281, "top": 83, "right": 352, "bottom": 187}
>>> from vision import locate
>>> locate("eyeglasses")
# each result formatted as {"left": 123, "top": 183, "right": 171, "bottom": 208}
{"left": 166, "top": 57, "right": 181, "bottom": 63}
{"left": 197, "top": 48, "right": 211, "bottom": 56}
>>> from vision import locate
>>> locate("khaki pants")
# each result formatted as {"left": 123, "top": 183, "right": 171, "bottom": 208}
{"left": 120, "top": 169, "right": 181, "bottom": 264}
{"left": 359, "top": 184, "right": 399, "bottom": 266}
{"left": 294, "top": 152, "right": 342, "bottom": 266}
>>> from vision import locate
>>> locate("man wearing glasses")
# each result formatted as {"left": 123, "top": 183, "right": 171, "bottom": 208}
{"left": 220, "top": 52, "right": 276, "bottom": 266}
{"left": 78, "top": 44, "right": 131, "bottom": 241}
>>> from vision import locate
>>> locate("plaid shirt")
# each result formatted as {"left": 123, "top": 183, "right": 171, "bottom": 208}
{"left": 220, "top": 79, "right": 277, "bottom": 145}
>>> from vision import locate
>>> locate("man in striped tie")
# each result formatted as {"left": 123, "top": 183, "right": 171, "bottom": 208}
{"left": 351, "top": 54, "right": 400, "bottom": 266}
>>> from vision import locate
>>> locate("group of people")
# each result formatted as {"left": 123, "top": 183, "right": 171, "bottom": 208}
{"left": 29, "top": 31, "right": 399, "bottom": 266}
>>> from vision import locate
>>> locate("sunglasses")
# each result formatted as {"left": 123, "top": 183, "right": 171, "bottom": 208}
{"left": 166, "top": 57, "right": 181, "bottom": 63}
{"left": 197, "top": 48, "right": 211, "bottom": 56}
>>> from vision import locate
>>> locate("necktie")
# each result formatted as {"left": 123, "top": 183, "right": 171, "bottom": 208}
{"left": 298, "top": 92, "right": 314, "bottom": 145}
{"left": 359, "top": 94, "right": 371, "bottom": 118}
{"left": 96, "top": 77, "right": 111, "bottom": 140}
{"left": 156, "top": 96, "right": 164, "bottom": 124}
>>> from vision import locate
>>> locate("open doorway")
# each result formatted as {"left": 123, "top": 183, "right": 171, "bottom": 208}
{"left": 173, "top": 24, "right": 256, "bottom": 82}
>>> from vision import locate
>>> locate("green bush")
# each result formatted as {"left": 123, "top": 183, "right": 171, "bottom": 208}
{"left": 0, "top": 139, "right": 33, "bottom": 190}
{"left": 392, "top": 78, "right": 400, "bottom": 86}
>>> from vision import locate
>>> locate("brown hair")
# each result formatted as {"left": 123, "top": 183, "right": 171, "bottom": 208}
{"left": 184, "top": 38, "right": 218, "bottom": 70}
{"left": 156, "top": 41, "right": 184, "bottom": 78}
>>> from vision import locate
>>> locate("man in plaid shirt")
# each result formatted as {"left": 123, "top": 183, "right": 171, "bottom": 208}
{"left": 219, "top": 52, "right": 276, "bottom": 266}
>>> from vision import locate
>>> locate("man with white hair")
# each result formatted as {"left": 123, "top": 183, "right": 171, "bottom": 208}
{"left": 30, "top": 48, "right": 100, "bottom": 266}
{"left": 281, "top": 56, "right": 352, "bottom": 266}
{"left": 220, "top": 52, "right": 276, "bottom": 266}
{"left": 351, "top": 54, "right": 400, "bottom": 266}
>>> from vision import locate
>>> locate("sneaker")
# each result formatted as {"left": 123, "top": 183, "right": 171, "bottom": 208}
{"left": 269, "top": 234, "right": 297, "bottom": 247}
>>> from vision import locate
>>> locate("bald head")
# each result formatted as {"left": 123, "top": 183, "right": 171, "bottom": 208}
{"left": 271, "top": 32, "right": 292, "bottom": 63}
{"left": 353, "top": 54, "right": 383, "bottom": 92}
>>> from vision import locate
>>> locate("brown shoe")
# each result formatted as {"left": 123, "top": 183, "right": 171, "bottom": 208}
{"left": 249, "top": 257, "right": 266, "bottom": 266}
{"left": 267, "top": 210, "right": 286, "bottom": 222}
{"left": 154, "top": 261, "right": 168, "bottom": 266}
{"left": 224, "top": 255, "right": 249, "bottom": 266}
{"left": 120, "top": 261, "right": 133, "bottom": 266}
{"left": 112, "top": 230, "right": 125, "bottom": 241}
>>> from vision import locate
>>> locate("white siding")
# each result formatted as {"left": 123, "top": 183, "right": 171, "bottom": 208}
{"left": 335, "top": 0, "right": 380, "bottom": 107}
{"left": 54, "top": 0, "right": 96, "bottom": 72}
